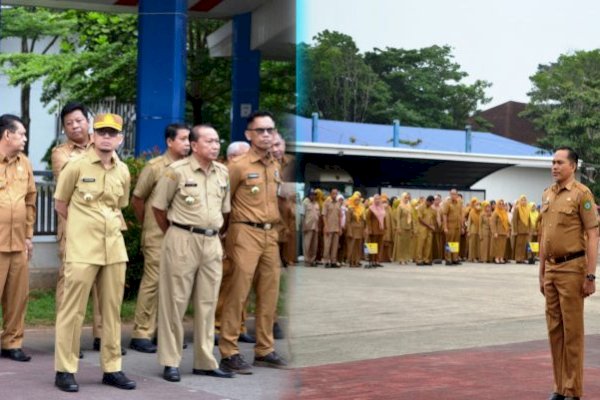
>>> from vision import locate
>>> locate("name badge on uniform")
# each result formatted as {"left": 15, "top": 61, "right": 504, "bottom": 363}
{"left": 82, "top": 177, "right": 96, "bottom": 183}
{"left": 247, "top": 173, "right": 259, "bottom": 179}
{"left": 184, "top": 180, "right": 198, "bottom": 187}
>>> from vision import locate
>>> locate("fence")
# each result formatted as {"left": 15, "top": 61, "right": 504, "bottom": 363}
{"left": 34, "top": 171, "right": 57, "bottom": 236}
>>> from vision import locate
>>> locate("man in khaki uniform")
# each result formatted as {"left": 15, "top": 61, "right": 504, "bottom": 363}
{"left": 416, "top": 196, "right": 436, "bottom": 266}
{"left": 153, "top": 124, "right": 233, "bottom": 382}
{"left": 272, "top": 132, "right": 296, "bottom": 267}
{"left": 302, "top": 189, "right": 320, "bottom": 266}
{"left": 54, "top": 114, "right": 135, "bottom": 392}
{"left": 129, "top": 123, "right": 190, "bottom": 353}
{"left": 52, "top": 103, "right": 103, "bottom": 357}
{"left": 322, "top": 188, "right": 342, "bottom": 268}
{"left": 219, "top": 110, "right": 287, "bottom": 374}
{"left": 539, "top": 147, "right": 598, "bottom": 400}
{"left": 215, "top": 141, "right": 255, "bottom": 344}
{"left": 0, "top": 114, "right": 36, "bottom": 363}
{"left": 442, "top": 188, "right": 464, "bottom": 265}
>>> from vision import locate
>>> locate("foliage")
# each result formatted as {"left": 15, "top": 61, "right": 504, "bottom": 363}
{"left": 523, "top": 50, "right": 600, "bottom": 196}
{"left": 298, "top": 30, "right": 390, "bottom": 123}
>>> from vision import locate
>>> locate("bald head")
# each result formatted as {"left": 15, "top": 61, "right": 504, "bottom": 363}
{"left": 226, "top": 141, "right": 250, "bottom": 161}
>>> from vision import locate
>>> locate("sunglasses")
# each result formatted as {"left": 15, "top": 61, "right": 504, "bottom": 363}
{"left": 95, "top": 129, "right": 121, "bottom": 137}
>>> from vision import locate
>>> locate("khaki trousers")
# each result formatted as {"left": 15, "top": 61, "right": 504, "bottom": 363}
{"left": 432, "top": 231, "right": 444, "bottom": 261}
{"left": 346, "top": 237, "right": 362, "bottom": 266}
{"left": 157, "top": 227, "right": 221, "bottom": 370}
{"left": 219, "top": 223, "right": 280, "bottom": 358}
{"left": 131, "top": 244, "right": 160, "bottom": 339}
{"left": 302, "top": 229, "right": 318, "bottom": 263}
{"left": 544, "top": 261, "right": 585, "bottom": 398}
{"left": 416, "top": 231, "right": 432, "bottom": 263}
{"left": 56, "top": 220, "right": 102, "bottom": 338}
{"left": 55, "top": 262, "right": 126, "bottom": 373}
{"left": 215, "top": 258, "right": 248, "bottom": 335}
{"left": 323, "top": 232, "right": 340, "bottom": 263}
{"left": 0, "top": 251, "right": 28, "bottom": 349}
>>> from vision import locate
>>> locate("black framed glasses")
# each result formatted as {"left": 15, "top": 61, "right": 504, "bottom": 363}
{"left": 95, "top": 129, "right": 121, "bottom": 137}
{"left": 247, "top": 127, "right": 277, "bottom": 134}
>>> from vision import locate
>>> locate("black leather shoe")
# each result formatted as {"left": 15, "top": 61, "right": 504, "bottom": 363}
{"left": 130, "top": 338, "right": 157, "bottom": 353}
{"left": 238, "top": 332, "right": 256, "bottom": 343}
{"left": 163, "top": 366, "right": 180, "bottom": 382}
{"left": 193, "top": 368, "right": 235, "bottom": 378}
{"left": 94, "top": 338, "right": 127, "bottom": 355}
{"left": 214, "top": 333, "right": 220, "bottom": 346}
{"left": 548, "top": 393, "right": 565, "bottom": 400}
{"left": 1, "top": 348, "right": 31, "bottom": 362}
{"left": 183, "top": 341, "right": 188, "bottom": 350}
{"left": 253, "top": 351, "right": 288, "bottom": 369}
{"left": 102, "top": 371, "right": 136, "bottom": 390}
{"left": 79, "top": 351, "right": 84, "bottom": 359}
{"left": 445, "top": 260, "right": 453, "bottom": 266}
{"left": 273, "top": 322, "right": 285, "bottom": 340}
{"left": 55, "top": 372, "right": 79, "bottom": 392}
{"left": 564, "top": 397, "right": 580, "bottom": 400}
{"left": 220, "top": 354, "right": 253, "bottom": 375}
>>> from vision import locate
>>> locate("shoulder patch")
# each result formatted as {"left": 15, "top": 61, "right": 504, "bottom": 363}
{"left": 584, "top": 200, "right": 592, "bottom": 210}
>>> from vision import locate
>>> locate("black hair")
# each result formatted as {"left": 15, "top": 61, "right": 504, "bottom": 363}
{"left": 0, "top": 114, "right": 24, "bottom": 137}
{"left": 60, "top": 102, "right": 89, "bottom": 125}
{"left": 165, "top": 123, "right": 190, "bottom": 142}
{"left": 426, "top": 195, "right": 435, "bottom": 202}
{"left": 190, "top": 124, "right": 215, "bottom": 142}
{"left": 555, "top": 146, "right": 579, "bottom": 170}
{"left": 246, "top": 110, "right": 275, "bottom": 128}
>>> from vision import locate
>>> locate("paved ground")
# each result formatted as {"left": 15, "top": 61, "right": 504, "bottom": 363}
{"left": 5, "top": 261, "right": 600, "bottom": 399}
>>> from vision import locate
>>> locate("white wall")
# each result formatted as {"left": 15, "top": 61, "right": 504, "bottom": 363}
{"left": 471, "top": 165, "right": 553, "bottom": 205}
{"left": 0, "top": 37, "right": 60, "bottom": 171}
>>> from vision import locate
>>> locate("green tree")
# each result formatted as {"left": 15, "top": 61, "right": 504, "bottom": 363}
{"left": 523, "top": 50, "right": 600, "bottom": 196}
{"left": 364, "top": 45, "right": 491, "bottom": 129}
{"left": 0, "top": 6, "right": 76, "bottom": 153}
{"left": 298, "top": 30, "right": 390, "bottom": 123}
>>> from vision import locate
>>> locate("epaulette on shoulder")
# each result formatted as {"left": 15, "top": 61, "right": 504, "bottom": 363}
{"left": 213, "top": 160, "right": 228, "bottom": 172}
{"left": 147, "top": 155, "right": 163, "bottom": 166}
{"left": 170, "top": 158, "right": 190, "bottom": 170}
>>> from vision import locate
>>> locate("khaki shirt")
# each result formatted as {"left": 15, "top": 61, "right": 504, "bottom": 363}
{"left": 228, "top": 147, "right": 281, "bottom": 224}
{"left": 302, "top": 199, "right": 320, "bottom": 232}
{"left": 442, "top": 199, "right": 463, "bottom": 228}
{"left": 490, "top": 212, "right": 510, "bottom": 236}
{"left": 322, "top": 197, "right": 341, "bottom": 233}
{"left": 0, "top": 152, "right": 36, "bottom": 251}
{"left": 133, "top": 152, "right": 176, "bottom": 247}
{"left": 51, "top": 139, "right": 90, "bottom": 242}
{"left": 54, "top": 146, "right": 130, "bottom": 264}
{"left": 417, "top": 205, "right": 437, "bottom": 233}
{"left": 511, "top": 207, "right": 531, "bottom": 235}
{"left": 152, "top": 156, "right": 230, "bottom": 229}
{"left": 479, "top": 214, "right": 492, "bottom": 238}
{"left": 540, "top": 180, "right": 598, "bottom": 260}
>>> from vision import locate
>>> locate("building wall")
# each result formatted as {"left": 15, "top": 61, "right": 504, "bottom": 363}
{"left": 0, "top": 37, "right": 60, "bottom": 171}
{"left": 471, "top": 166, "right": 552, "bottom": 204}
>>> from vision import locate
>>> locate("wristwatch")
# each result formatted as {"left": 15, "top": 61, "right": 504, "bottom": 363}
{"left": 586, "top": 274, "right": 596, "bottom": 282}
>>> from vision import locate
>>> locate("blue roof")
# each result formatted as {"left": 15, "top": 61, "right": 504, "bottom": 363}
{"left": 293, "top": 115, "right": 547, "bottom": 157}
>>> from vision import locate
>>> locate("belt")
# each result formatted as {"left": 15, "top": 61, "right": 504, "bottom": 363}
{"left": 171, "top": 222, "right": 218, "bottom": 236}
{"left": 238, "top": 221, "right": 274, "bottom": 230}
{"left": 549, "top": 250, "right": 586, "bottom": 264}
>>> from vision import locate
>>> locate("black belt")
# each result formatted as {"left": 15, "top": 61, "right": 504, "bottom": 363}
{"left": 549, "top": 250, "right": 586, "bottom": 264}
{"left": 171, "top": 222, "right": 218, "bottom": 236}
{"left": 238, "top": 221, "right": 274, "bottom": 230}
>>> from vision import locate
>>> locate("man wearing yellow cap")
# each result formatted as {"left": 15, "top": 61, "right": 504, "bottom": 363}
{"left": 54, "top": 113, "right": 135, "bottom": 392}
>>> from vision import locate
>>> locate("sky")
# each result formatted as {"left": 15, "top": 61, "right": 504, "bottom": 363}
{"left": 298, "top": 0, "right": 600, "bottom": 108}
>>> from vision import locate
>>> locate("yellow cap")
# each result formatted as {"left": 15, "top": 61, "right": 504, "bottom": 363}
{"left": 93, "top": 113, "right": 123, "bottom": 131}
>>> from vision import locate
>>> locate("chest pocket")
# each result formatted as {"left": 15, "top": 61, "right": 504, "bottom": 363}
{"left": 179, "top": 183, "right": 202, "bottom": 207}
{"left": 558, "top": 206, "right": 578, "bottom": 226}
{"left": 244, "top": 175, "right": 265, "bottom": 206}
{"left": 77, "top": 179, "right": 102, "bottom": 202}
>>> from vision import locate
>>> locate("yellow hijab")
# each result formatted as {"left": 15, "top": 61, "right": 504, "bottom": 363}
{"left": 315, "top": 189, "right": 325, "bottom": 209}
{"left": 494, "top": 200, "right": 509, "bottom": 230}
{"left": 516, "top": 195, "right": 530, "bottom": 227}
{"left": 349, "top": 194, "right": 365, "bottom": 221}
{"left": 529, "top": 202, "right": 539, "bottom": 227}
{"left": 468, "top": 200, "right": 481, "bottom": 227}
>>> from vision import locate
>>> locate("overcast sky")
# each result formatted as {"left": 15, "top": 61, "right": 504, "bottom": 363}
{"left": 298, "top": 0, "right": 600, "bottom": 108}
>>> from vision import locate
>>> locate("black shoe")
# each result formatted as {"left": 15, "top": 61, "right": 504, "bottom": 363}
{"left": 163, "top": 366, "right": 180, "bottom": 382}
{"left": 273, "top": 322, "right": 285, "bottom": 340}
{"left": 253, "top": 351, "right": 288, "bottom": 369}
{"left": 102, "top": 371, "right": 136, "bottom": 390}
{"left": 416, "top": 262, "right": 424, "bottom": 266}
{"left": 238, "top": 332, "right": 256, "bottom": 343}
{"left": 548, "top": 394, "right": 565, "bottom": 400}
{"left": 55, "top": 372, "right": 79, "bottom": 392}
{"left": 453, "top": 261, "right": 462, "bottom": 265}
{"left": 79, "top": 351, "right": 84, "bottom": 359}
{"left": 94, "top": 338, "right": 127, "bottom": 355}
{"left": 445, "top": 261, "right": 453, "bottom": 266}
{"left": 214, "top": 333, "right": 220, "bottom": 346}
{"left": 130, "top": 338, "right": 157, "bottom": 353}
{"left": 183, "top": 341, "right": 188, "bottom": 349}
{"left": 564, "top": 397, "right": 580, "bottom": 400}
{"left": 219, "top": 354, "right": 253, "bottom": 375}
{"left": 1, "top": 348, "right": 31, "bottom": 362}
{"left": 193, "top": 368, "right": 235, "bottom": 378}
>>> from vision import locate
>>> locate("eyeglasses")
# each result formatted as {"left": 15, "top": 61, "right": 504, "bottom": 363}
{"left": 95, "top": 129, "right": 121, "bottom": 137}
{"left": 247, "top": 127, "right": 277, "bottom": 134}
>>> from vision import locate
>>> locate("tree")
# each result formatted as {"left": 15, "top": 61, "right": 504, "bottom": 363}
{"left": 0, "top": 6, "right": 76, "bottom": 153}
{"left": 364, "top": 45, "right": 491, "bottom": 129}
{"left": 298, "top": 30, "right": 390, "bottom": 123}
{"left": 523, "top": 50, "right": 600, "bottom": 196}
